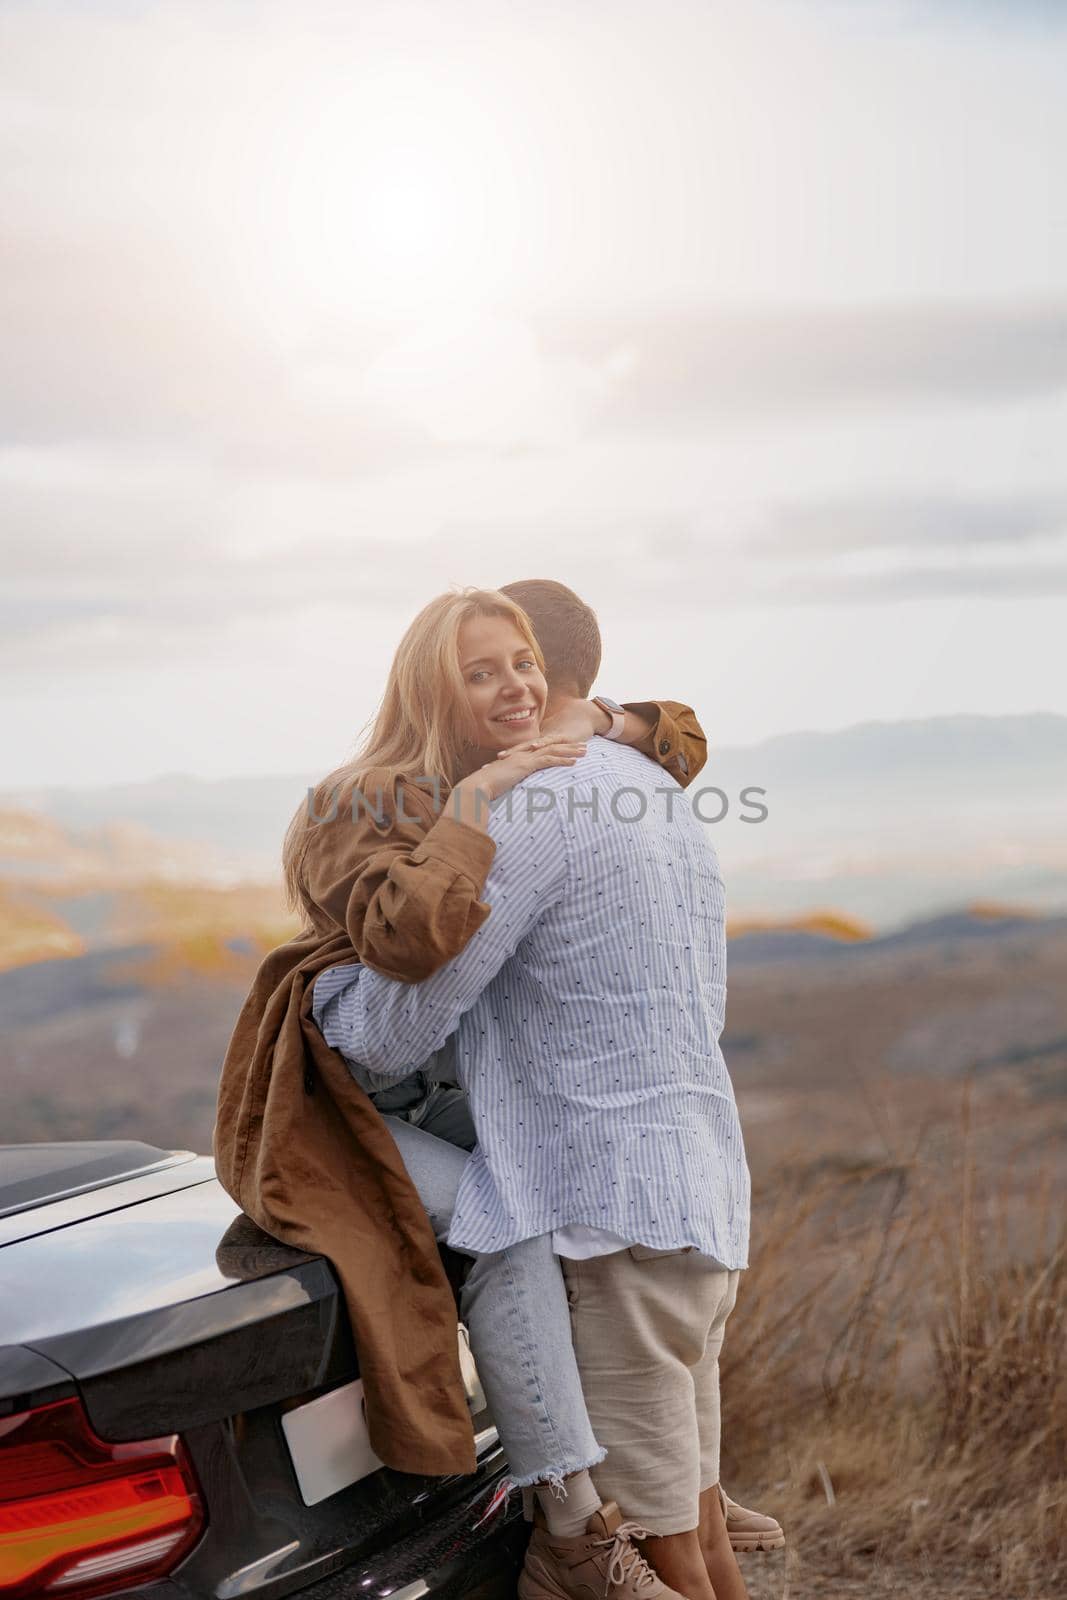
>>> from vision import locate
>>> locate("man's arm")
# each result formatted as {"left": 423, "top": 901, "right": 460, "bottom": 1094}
{"left": 315, "top": 785, "right": 569, "bottom": 1079}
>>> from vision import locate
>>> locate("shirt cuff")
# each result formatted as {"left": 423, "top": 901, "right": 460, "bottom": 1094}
{"left": 310, "top": 960, "right": 362, "bottom": 1028}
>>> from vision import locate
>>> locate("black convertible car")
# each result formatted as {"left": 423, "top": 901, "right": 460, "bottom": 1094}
{"left": 0, "top": 1141, "right": 526, "bottom": 1600}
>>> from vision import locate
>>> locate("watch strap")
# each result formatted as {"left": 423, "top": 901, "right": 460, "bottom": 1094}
{"left": 592, "top": 696, "right": 626, "bottom": 741}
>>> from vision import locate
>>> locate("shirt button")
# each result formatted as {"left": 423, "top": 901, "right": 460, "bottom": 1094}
{"left": 659, "top": 739, "right": 671, "bottom": 755}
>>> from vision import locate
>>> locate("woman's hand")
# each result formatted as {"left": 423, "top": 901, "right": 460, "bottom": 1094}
{"left": 486, "top": 735, "right": 587, "bottom": 798}
{"left": 451, "top": 736, "right": 587, "bottom": 826}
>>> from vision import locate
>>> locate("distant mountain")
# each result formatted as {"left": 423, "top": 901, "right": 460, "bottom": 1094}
{"left": 728, "top": 904, "right": 1066, "bottom": 965}
{"left": 3, "top": 713, "right": 1065, "bottom": 930}
{"left": 0, "top": 776, "right": 303, "bottom": 883}
{"left": 710, "top": 711, "right": 1067, "bottom": 788}
{"left": 705, "top": 712, "right": 1067, "bottom": 927}
{"left": 0, "top": 806, "right": 218, "bottom": 884}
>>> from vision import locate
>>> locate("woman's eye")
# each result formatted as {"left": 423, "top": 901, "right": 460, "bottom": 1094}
{"left": 517, "top": 659, "right": 535, "bottom": 670}
{"left": 470, "top": 670, "right": 489, "bottom": 683}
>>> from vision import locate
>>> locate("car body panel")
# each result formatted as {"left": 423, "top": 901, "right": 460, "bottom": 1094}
{"left": 0, "top": 1177, "right": 320, "bottom": 1343}
{"left": 0, "top": 1145, "right": 523, "bottom": 1600}
{"left": 0, "top": 1343, "right": 76, "bottom": 1412}
{"left": 163, "top": 1414, "right": 521, "bottom": 1600}
{"left": 2, "top": 1183, "right": 352, "bottom": 1436}
{"left": 0, "top": 1140, "right": 198, "bottom": 1222}
{"left": 0, "top": 1156, "right": 218, "bottom": 1248}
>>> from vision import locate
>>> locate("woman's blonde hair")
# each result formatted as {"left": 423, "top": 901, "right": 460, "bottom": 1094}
{"left": 282, "top": 587, "right": 544, "bottom": 913}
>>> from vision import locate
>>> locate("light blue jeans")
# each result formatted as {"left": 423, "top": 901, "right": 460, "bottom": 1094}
{"left": 382, "top": 1092, "right": 605, "bottom": 1488}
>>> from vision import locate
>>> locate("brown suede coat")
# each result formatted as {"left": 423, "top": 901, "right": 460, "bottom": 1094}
{"left": 213, "top": 702, "right": 707, "bottom": 1475}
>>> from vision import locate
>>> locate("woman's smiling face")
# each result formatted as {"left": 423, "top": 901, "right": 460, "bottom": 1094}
{"left": 458, "top": 612, "right": 547, "bottom": 754}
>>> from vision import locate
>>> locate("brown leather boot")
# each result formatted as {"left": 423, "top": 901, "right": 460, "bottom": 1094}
{"left": 721, "top": 1488, "right": 785, "bottom": 1553}
{"left": 519, "top": 1501, "right": 688, "bottom": 1600}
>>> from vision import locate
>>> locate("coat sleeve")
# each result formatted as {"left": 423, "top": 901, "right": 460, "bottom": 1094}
{"left": 315, "top": 792, "right": 570, "bottom": 1077}
{"left": 299, "top": 777, "right": 497, "bottom": 983}
{"left": 621, "top": 700, "right": 708, "bottom": 786}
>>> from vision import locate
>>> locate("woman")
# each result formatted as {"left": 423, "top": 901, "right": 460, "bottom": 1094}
{"left": 214, "top": 587, "right": 705, "bottom": 1594}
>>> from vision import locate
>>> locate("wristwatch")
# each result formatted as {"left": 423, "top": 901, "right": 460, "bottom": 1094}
{"left": 592, "top": 695, "right": 626, "bottom": 741}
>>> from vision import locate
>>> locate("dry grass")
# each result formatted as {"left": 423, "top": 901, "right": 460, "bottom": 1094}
{"left": 720, "top": 1096, "right": 1067, "bottom": 1598}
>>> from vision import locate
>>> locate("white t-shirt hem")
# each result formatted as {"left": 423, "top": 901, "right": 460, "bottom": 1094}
{"left": 552, "top": 1224, "right": 634, "bottom": 1260}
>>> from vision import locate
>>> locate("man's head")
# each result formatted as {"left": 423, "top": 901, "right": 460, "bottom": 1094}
{"left": 499, "top": 579, "right": 602, "bottom": 698}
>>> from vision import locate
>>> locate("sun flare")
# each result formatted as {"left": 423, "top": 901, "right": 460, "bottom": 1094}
{"left": 247, "top": 66, "right": 526, "bottom": 323}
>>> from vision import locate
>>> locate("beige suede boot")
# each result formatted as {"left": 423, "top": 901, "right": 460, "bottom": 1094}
{"left": 721, "top": 1488, "right": 785, "bottom": 1553}
{"left": 519, "top": 1501, "right": 688, "bottom": 1600}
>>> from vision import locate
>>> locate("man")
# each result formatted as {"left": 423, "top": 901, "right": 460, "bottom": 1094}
{"left": 315, "top": 584, "right": 776, "bottom": 1600}
{"left": 503, "top": 581, "right": 783, "bottom": 1570}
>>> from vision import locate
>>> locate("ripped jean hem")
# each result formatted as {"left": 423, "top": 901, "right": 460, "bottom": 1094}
{"left": 507, "top": 1444, "right": 608, "bottom": 1491}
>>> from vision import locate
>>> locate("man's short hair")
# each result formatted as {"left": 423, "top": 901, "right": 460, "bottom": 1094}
{"left": 499, "top": 579, "right": 602, "bottom": 697}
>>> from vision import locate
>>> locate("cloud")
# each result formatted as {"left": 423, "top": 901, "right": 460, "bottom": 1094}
{"left": 753, "top": 494, "right": 1067, "bottom": 554}
{"left": 768, "top": 561, "right": 1067, "bottom": 603}
{"left": 7, "top": 289, "right": 1067, "bottom": 486}
{"left": 873, "top": 0, "right": 1067, "bottom": 29}
{"left": 5, "top": 474, "right": 1067, "bottom": 675}
{"left": 4, "top": 2, "right": 1066, "bottom": 676}
{"left": 539, "top": 303, "right": 1067, "bottom": 432}
{"left": 360, "top": 314, "right": 625, "bottom": 448}
{"left": 3, "top": 0, "right": 1065, "bottom": 456}
{"left": 0, "top": 224, "right": 439, "bottom": 475}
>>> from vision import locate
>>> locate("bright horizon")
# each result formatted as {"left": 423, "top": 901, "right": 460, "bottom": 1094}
{"left": 3, "top": 0, "right": 1066, "bottom": 787}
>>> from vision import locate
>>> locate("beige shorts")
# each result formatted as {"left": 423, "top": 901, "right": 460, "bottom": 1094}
{"left": 563, "top": 1246, "right": 740, "bottom": 1536}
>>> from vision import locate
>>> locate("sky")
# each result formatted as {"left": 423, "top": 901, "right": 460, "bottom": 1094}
{"left": 2, "top": 0, "right": 1066, "bottom": 787}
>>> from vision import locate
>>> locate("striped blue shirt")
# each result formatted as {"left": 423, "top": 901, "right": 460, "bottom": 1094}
{"left": 312, "top": 739, "right": 750, "bottom": 1267}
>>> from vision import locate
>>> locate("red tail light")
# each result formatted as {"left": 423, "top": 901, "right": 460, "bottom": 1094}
{"left": 0, "top": 1397, "right": 205, "bottom": 1600}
